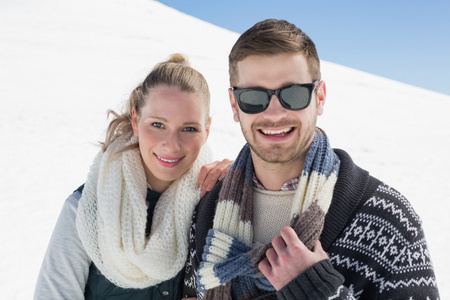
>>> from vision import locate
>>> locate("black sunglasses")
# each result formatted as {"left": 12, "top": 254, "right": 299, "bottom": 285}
{"left": 232, "top": 81, "right": 319, "bottom": 114}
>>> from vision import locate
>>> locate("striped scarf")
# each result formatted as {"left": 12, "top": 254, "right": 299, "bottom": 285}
{"left": 197, "top": 128, "right": 340, "bottom": 299}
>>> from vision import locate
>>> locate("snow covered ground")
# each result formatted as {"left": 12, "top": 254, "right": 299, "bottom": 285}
{"left": 1, "top": 0, "right": 449, "bottom": 298}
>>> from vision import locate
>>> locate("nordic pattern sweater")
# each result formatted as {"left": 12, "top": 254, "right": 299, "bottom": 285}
{"left": 183, "top": 149, "right": 440, "bottom": 299}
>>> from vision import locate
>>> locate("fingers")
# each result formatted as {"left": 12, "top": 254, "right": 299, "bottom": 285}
{"left": 313, "top": 240, "right": 322, "bottom": 252}
{"left": 265, "top": 246, "right": 279, "bottom": 265}
{"left": 279, "top": 226, "right": 302, "bottom": 248}
{"left": 271, "top": 229, "right": 304, "bottom": 266}
{"left": 271, "top": 235, "right": 287, "bottom": 255}
{"left": 258, "top": 258, "right": 272, "bottom": 278}
{"left": 312, "top": 240, "right": 328, "bottom": 260}
{"left": 198, "top": 159, "right": 233, "bottom": 197}
{"left": 259, "top": 231, "right": 326, "bottom": 291}
{"left": 216, "top": 159, "right": 233, "bottom": 181}
{"left": 198, "top": 161, "right": 218, "bottom": 187}
{"left": 198, "top": 162, "right": 218, "bottom": 197}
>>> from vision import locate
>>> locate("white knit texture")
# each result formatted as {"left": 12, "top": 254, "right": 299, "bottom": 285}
{"left": 76, "top": 136, "right": 212, "bottom": 289}
{"left": 291, "top": 170, "right": 337, "bottom": 217}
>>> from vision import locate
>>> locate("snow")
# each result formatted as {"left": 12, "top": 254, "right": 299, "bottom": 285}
{"left": 0, "top": 0, "right": 449, "bottom": 298}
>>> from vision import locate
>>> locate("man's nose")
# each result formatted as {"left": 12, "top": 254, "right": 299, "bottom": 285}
{"left": 263, "top": 95, "right": 288, "bottom": 117}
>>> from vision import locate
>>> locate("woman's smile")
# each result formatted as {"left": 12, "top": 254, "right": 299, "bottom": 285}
{"left": 155, "top": 153, "right": 184, "bottom": 167}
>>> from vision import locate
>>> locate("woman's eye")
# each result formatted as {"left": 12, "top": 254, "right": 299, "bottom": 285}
{"left": 152, "top": 122, "right": 164, "bottom": 128}
{"left": 184, "top": 127, "right": 197, "bottom": 132}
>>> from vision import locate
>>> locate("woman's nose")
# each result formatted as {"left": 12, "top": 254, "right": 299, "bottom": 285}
{"left": 162, "top": 132, "right": 181, "bottom": 153}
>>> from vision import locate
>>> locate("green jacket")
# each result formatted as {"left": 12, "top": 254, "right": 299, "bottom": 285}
{"left": 84, "top": 264, "right": 184, "bottom": 300}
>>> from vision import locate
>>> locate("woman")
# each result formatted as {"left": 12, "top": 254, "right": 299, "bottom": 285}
{"left": 34, "top": 54, "right": 231, "bottom": 299}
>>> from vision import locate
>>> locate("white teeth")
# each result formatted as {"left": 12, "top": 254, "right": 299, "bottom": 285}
{"left": 261, "top": 128, "right": 292, "bottom": 135}
{"left": 157, "top": 156, "right": 180, "bottom": 163}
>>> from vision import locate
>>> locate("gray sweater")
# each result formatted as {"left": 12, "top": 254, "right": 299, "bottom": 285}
{"left": 34, "top": 190, "right": 91, "bottom": 299}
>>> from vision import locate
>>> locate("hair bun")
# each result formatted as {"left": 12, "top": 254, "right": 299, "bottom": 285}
{"left": 167, "top": 53, "right": 190, "bottom": 66}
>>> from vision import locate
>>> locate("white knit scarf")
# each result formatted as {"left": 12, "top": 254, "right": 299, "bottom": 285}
{"left": 76, "top": 136, "right": 212, "bottom": 289}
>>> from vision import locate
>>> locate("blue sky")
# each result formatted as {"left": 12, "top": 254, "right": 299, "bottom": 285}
{"left": 157, "top": 0, "right": 450, "bottom": 96}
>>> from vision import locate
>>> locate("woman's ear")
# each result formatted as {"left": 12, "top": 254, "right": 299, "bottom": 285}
{"left": 316, "top": 81, "right": 326, "bottom": 116}
{"left": 204, "top": 117, "right": 211, "bottom": 143}
{"left": 131, "top": 107, "right": 139, "bottom": 136}
{"left": 228, "top": 88, "right": 240, "bottom": 123}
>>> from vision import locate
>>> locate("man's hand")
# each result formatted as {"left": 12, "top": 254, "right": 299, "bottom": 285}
{"left": 258, "top": 226, "right": 328, "bottom": 290}
{"left": 198, "top": 159, "right": 233, "bottom": 197}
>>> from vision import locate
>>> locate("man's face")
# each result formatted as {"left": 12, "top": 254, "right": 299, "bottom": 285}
{"left": 229, "top": 53, "right": 325, "bottom": 167}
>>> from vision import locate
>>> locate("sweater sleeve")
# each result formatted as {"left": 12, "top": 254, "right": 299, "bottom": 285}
{"left": 33, "top": 191, "right": 91, "bottom": 300}
{"left": 277, "top": 259, "right": 349, "bottom": 300}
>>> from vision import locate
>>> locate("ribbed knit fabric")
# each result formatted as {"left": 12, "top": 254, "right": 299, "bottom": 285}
{"left": 76, "top": 136, "right": 211, "bottom": 289}
{"left": 196, "top": 128, "right": 340, "bottom": 300}
{"left": 277, "top": 260, "right": 344, "bottom": 300}
{"left": 252, "top": 188, "right": 296, "bottom": 247}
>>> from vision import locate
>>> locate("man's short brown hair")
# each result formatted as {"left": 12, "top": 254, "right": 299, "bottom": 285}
{"left": 229, "top": 19, "right": 321, "bottom": 87}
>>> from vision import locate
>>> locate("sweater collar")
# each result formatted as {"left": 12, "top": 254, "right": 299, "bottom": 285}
{"left": 319, "top": 148, "right": 381, "bottom": 250}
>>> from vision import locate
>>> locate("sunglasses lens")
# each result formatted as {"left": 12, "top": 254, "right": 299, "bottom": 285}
{"left": 237, "top": 90, "right": 269, "bottom": 113}
{"left": 279, "top": 85, "right": 311, "bottom": 110}
{"left": 234, "top": 83, "right": 314, "bottom": 114}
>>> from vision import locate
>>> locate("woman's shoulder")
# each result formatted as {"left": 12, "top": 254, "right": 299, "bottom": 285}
{"left": 55, "top": 184, "right": 85, "bottom": 222}
{"left": 66, "top": 184, "right": 84, "bottom": 206}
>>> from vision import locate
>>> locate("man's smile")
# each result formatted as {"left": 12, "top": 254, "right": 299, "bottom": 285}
{"left": 259, "top": 127, "right": 294, "bottom": 136}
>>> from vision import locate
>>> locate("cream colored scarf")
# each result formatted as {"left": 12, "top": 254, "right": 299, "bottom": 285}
{"left": 76, "top": 136, "right": 211, "bottom": 289}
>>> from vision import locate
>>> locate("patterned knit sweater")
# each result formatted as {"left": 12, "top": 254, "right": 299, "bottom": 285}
{"left": 183, "top": 149, "right": 440, "bottom": 299}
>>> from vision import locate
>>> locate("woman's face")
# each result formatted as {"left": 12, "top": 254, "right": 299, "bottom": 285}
{"left": 132, "top": 86, "right": 210, "bottom": 193}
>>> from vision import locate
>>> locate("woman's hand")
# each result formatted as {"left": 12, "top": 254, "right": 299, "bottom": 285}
{"left": 198, "top": 159, "right": 233, "bottom": 197}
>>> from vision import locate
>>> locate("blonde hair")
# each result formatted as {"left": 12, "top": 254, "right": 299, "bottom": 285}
{"left": 229, "top": 19, "right": 321, "bottom": 87}
{"left": 101, "top": 53, "right": 210, "bottom": 152}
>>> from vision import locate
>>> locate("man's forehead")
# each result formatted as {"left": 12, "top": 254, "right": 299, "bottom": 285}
{"left": 236, "top": 54, "right": 312, "bottom": 88}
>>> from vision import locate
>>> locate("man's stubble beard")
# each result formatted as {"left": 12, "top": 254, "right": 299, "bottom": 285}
{"left": 241, "top": 114, "right": 317, "bottom": 168}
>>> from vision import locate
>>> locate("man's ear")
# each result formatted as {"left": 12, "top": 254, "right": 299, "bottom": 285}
{"left": 131, "top": 107, "right": 139, "bottom": 136}
{"left": 316, "top": 81, "right": 326, "bottom": 116}
{"left": 228, "top": 88, "right": 240, "bottom": 122}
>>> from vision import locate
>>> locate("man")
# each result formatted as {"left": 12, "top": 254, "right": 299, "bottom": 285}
{"left": 183, "top": 19, "right": 439, "bottom": 299}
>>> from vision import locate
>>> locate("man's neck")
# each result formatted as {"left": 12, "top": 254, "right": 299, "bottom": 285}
{"left": 252, "top": 154, "right": 305, "bottom": 191}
